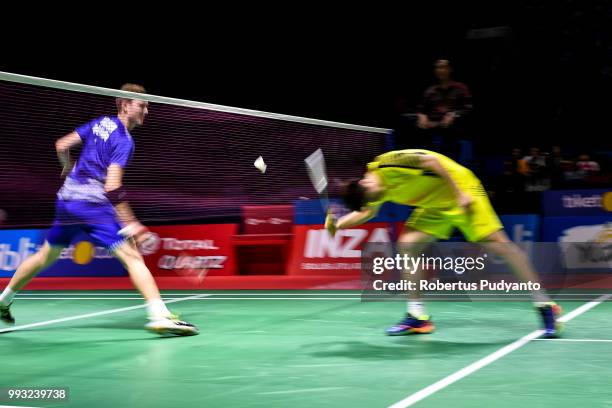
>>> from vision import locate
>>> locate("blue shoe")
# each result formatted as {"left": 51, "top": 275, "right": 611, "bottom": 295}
{"left": 386, "top": 313, "right": 435, "bottom": 336}
{"left": 537, "top": 303, "right": 563, "bottom": 338}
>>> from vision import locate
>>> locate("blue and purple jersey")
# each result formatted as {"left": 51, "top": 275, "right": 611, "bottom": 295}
{"left": 57, "top": 116, "right": 134, "bottom": 203}
{"left": 50, "top": 116, "right": 134, "bottom": 249}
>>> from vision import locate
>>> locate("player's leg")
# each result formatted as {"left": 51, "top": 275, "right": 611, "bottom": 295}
{"left": 455, "top": 187, "right": 544, "bottom": 288}
{"left": 112, "top": 240, "right": 163, "bottom": 302}
{"left": 386, "top": 210, "right": 446, "bottom": 335}
{"left": 4, "top": 242, "right": 64, "bottom": 292}
{"left": 110, "top": 237, "right": 199, "bottom": 336}
{"left": 0, "top": 242, "right": 64, "bottom": 324}
{"left": 82, "top": 206, "right": 198, "bottom": 335}
{"left": 458, "top": 189, "right": 562, "bottom": 337}
{"left": 0, "top": 223, "right": 70, "bottom": 324}
{"left": 479, "top": 230, "right": 547, "bottom": 297}
{"left": 479, "top": 230, "right": 562, "bottom": 337}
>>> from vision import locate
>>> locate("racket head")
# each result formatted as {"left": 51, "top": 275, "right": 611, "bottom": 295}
{"left": 305, "top": 148, "right": 329, "bottom": 210}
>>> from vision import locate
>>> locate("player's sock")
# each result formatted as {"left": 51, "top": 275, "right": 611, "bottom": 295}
{"left": 146, "top": 298, "right": 171, "bottom": 319}
{"left": 531, "top": 289, "right": 552, "bottom": 306}
{"left": 0, "top": 287, "right": 16, "bottom": 307}
{"left": 407, "top": 300, "right": 427, "bottom": 319}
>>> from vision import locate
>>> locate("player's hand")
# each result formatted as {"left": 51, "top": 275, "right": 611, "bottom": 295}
{"left": 60, "top": 162, "right": 74, "bottom": 178}
{"left": 456, "top": 193, "right": 473, "bottom": 214}
{"left": 325, "top": 210, "right": 338, "bottom": 237}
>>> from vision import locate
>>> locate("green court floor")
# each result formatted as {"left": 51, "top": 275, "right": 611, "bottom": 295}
{"left": 1, "top": 291, "right": 611, "bottom": 408}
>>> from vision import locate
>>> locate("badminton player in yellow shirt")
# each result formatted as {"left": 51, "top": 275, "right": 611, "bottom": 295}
{"left": 326, "top": 149, "right": 562, "bottom": 337}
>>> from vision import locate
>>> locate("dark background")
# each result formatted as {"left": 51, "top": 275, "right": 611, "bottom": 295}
{"left": 3, "top": 1, "right": 612, "bottom": 154}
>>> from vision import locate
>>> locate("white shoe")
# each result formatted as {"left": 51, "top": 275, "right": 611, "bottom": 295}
{"left": 145, "top": 315, "right": 199, "bottom": 336}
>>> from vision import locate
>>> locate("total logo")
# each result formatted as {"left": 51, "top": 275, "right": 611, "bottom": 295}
{"left": 139, "top": 235, "right": 220, "bottom": 256}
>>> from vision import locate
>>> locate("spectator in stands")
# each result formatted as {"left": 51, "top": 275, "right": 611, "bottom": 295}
{"left": 395, "top": 59, "right": 473, "bottom": 164}
{"left": 575, "top": 153, "right": 602, "bottom": 187}
{"left": 546, "top": 146, "right": 566, "bottom": 189}
{"left": 575, "top": 154, "right": 600, "bottom": 173}
{"left": 503, "top": 148, "right": 528, "bottom": 192}
{"left": 524, "top": 147, "right": 545, "bottom": 168}
{"left": 562, "top": 160, "right": 584, "bottom": 188}
{"left": 524, "top": 147, "right": 550, "bottom": 191}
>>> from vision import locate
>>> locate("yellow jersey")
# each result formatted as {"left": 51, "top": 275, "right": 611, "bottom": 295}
{"left": 367, "top": 149, "right": 483, "bottom": 209}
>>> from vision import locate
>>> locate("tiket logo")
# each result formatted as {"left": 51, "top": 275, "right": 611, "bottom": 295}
{"left": 562, "top": 194, "right": 602, "bottom": 209}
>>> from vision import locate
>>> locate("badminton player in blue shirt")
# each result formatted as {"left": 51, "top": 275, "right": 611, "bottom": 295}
{"left": 0, "top": 84, "right": 198, "bottom": 336}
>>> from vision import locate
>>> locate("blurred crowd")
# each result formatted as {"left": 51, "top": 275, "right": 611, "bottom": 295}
{"left": 393, "top": 59, "right": 611, "bottom": 192}
{"left": 502, "top": 146, "right": 611, "bottom": 192}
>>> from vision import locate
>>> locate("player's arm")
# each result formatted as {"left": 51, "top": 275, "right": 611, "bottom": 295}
{"left": 55, "top": 131, "right": 82, "bottom": 177}
{"left": 105, "top": 164, "right": 149, "bottom": 242}
{"left": 337, "top": 208, "right": 375, "bottom": 229}
{"left": 326, "top": 204, "right": 380, "bottom": 237}
{"left": 418, "top": 155, "right": 473, "bottom": 211}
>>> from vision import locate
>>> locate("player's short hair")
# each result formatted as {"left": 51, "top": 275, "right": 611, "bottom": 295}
{"left": 340, "top": 179, "right": 367, "bottom": 211}
{"left": 116, "top": 83, "right": 146, "bottom": 111}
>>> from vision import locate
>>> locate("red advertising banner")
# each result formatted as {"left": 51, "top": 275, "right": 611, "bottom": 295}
{"left": 142, "top": 224, "right": 238, "bottom": 276}
{"left": 287, "top": 222, "right": 400, "bottom": 276}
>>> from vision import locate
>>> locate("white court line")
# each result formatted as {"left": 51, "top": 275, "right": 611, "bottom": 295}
{"left": 14, "top": 298, "right": 184, "bottom": 300}
{"left": 376, "top": 294, "right": 612, "bottom": 296}
{"left": 532, "top": 338, "right": 612, "bottom": 343}
{"left": 0, "top": 294, "right": 210, "bottom": 334}
{"left": 0, "top": 405, "right": 44, "bottom": 408}
{"left": 15, "top": 292, "right": 362, "bottom": 296}
{"left": 12, "top": 297, "right": 363, "bottom": 301}
{"left": 388, "top": 294, "right": 612, "bottom": 408}
{"left": 15, "top": 292, "right": 608, "bottom": 298}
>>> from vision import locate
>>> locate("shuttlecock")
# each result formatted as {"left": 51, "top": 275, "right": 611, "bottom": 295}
{"left": 254, "top": 156, "right": 267, "bottom": 173}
